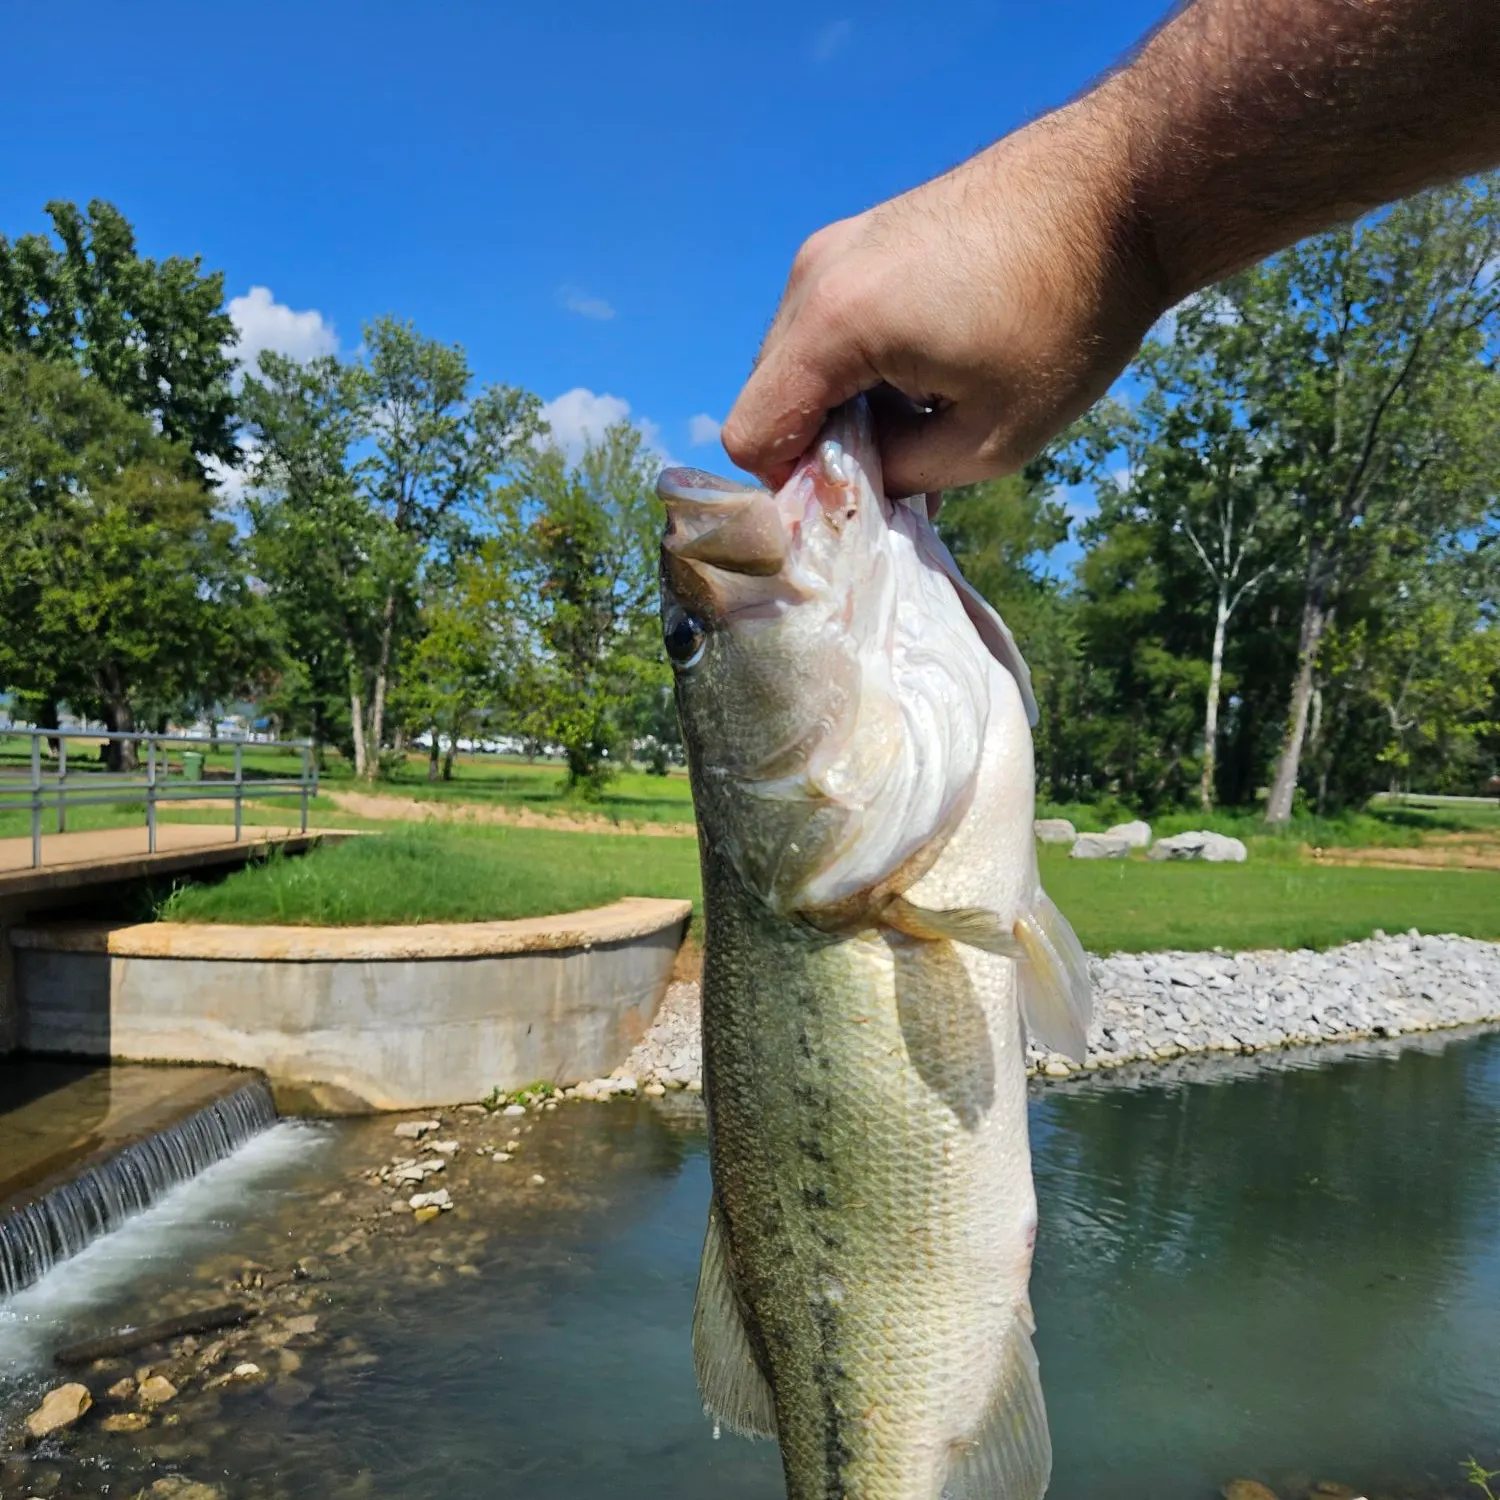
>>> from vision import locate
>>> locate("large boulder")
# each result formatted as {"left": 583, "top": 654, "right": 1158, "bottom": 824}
{"left": 1034, "top": 818, "right": 1077, "bottom": 845}
{"left": 1148, "top": 830, "right": 1248, "bottom": 863}
{"left": 1200, "top": 831, "right": 1248, "bottom": 863}
{"left": 1105, "top": 819, "right": 1152, "bottom": 849}
{"left": 1071, "top": 832, "right": 1133, "bottom": 860}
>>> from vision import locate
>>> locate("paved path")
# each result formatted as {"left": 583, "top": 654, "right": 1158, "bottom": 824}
{"left": 0, "top": 824, "right": 333, "bottom": 899}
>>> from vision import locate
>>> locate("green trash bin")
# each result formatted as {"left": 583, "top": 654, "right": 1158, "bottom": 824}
{"left": 183, "top": 750, "right": 205, "bottom": 783}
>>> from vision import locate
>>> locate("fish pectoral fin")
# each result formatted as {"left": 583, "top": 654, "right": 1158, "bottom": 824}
{"left": 881, "top": 896, "right": 1023, "bottom": 955}
{"left": 943, "top": 1307, "right": 1052, "bottom": 1500}
{"left": 692, "top": 1200, "right": 777, "bottom": 1440}
{"left": 883, "top": 892, "right": 1092, "bottom": 1063}
{"left": 1013, "top": 891, "right": 1093, "bottom": 1063}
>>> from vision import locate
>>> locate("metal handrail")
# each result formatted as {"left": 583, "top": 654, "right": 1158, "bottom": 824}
{"left": 0, "top": 727, "right": 318, "bottom": 870}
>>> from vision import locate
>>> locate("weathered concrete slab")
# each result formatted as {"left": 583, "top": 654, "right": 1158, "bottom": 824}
{"left": 0, "top": 826, "right": 348, "bottom": 1055}
{"left": 12, "top": 898, "right": 692, "bottom": 1113}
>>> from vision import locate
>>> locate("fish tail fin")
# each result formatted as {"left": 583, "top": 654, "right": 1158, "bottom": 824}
{"left": 882, "top": 890, "right": 1093, "bottom": 1062}
{"left": 692, "top": 1200, "right": 777, "bottom": 1440}
{"left": 943, "top": 1302, "right": 1052, "bottom": 1500}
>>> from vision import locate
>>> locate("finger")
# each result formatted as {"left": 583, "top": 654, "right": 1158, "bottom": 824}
{"left": 721, "top": 302, "right": 879, "bottom": 489}
{"left": 876, "top": 398, "right": 1013, "bottom": 497}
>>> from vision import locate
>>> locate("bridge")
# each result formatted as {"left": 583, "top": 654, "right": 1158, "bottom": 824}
{"left": 0, "top": 727, "right": 338, "bottom": 1052}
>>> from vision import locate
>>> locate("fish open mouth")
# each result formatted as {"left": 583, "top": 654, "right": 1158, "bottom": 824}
{"left": 658, "top": 469, "right": 787, "bottom": 578}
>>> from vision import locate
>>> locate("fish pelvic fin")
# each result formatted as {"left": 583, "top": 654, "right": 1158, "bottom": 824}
{"left": 942, "top": 1303, "right": 1052, "bottom": 1500}
{"left": 692, "top": 1199, "right": 778, "bottom": 1441}
{"left": 1013, "top": 891, "right": 1092, "bottom": 1062}
{"left": 882, "top": 890, "right": 1092, "bottom": 1063}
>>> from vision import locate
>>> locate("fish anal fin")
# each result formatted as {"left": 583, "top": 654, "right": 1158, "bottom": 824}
{"left": 692, "top": 1200, "right": 777, "bottom": 1440}
{"left": 882, "top": 895, "right": 1022, "bottom": 956}
{"left": 1013, "top": 891, "right": 1093, "bottom": 1063}
{"left": 942, "top": 1308, "right": 1052, "bottom": 1500}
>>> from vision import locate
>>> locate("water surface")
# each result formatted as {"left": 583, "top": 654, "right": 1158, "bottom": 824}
{"left": 3, "top": 1033, "right": 1498, "bottom": 1499}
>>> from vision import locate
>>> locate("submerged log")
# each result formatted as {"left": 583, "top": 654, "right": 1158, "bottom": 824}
{"left": 53, "top": 1302, "right": 255, "bottom": 1367}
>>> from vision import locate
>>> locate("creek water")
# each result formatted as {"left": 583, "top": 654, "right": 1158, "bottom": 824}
{"left": 2, "top": 1031, "right": 1498, "bottom": 1500}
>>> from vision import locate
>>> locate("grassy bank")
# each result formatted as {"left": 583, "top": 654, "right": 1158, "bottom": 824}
{"left": 154, "top": 824, "right": 1500, "bottom": 954}
{"left": 158, "top": 825, "right": 702, "bottom": 926}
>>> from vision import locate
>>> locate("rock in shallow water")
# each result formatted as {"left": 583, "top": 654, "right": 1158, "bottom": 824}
{"left": 25, "top": 1383, "right": 91, "bottom": 1438}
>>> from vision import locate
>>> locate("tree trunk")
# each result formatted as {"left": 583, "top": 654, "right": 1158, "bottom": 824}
{"left": 1199, "top": 591, "right": 1230, "bottom": 811}
{"left": 368, "top": 591, "right": 397, "bottom": 781}
{"left": 427, "top": 732, "right": 440, "bottom": 782}
{"left": 1265, "top": 590, "right": 1329, "bottom": 825}
{"left": 102, "top": 675, "right": 138, "bottom": 772}
{"left": 350, "top": 689, "right": 368, "bottom": 779}
{"left": 442, "top": 740, "right": 457, "bottom": 781}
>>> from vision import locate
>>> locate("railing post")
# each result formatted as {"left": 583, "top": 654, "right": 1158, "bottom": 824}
{"left": 57, "top": 735, "right": 67, "bottom": 834}
{"left": 30, "top": 732, "right": 42, "bottom": 869}
{"left": 299, "top": 742, "right": 310, "bottom": 834}
{"left": 146, "top": 736, "right": 157, "bottom": 854}
{"left": 233, "top": 741, "right": 243, "bottom": 842}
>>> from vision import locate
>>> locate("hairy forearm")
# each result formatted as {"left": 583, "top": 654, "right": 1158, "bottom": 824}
{"left": 1095, "top": 0, "right": 1500, "bottom": 303}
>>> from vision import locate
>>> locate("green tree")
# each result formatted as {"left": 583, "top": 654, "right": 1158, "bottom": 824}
{"left": 402, "top": 541, "right": 521, "bottom": 781}
{"left": 0, "top": 200, "right": 238, "bottom": 468}
{"left": 241, "top": 322, "right": 539, "bottom": 777}
{"left": 0, "top": 352, "right": 259, "bottom": 767}
{"left": 1220, "top": 180, "right": 1500, "bottom": 823}
{"left": 510, "top": 422, "right": 665, "bottom": 794}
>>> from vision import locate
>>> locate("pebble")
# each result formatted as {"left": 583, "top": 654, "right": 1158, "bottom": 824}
{"left": 106, "top": 1377, "right": 135, "bottom": 1400}
{"left": 138, "top": 1374, "right": 178, "bottom": 1405}
{"left": 491, "top": 1151, "right": 513, "bottom": 1162}
{"left": 501, "top": 1103, "right": 527, "bottom": 1117}
{"left": 25, "top": 1383, "right": 91, "bottom": 1438}
{"left": 427, "top": 1140, "right": 460, "bottom": 1155}
{"left": 618, "top": 936, "right": 1500, "bottom": 1086}
{"left": 412, "top": 1206, "right": 442, "bottom": 1224}
{"left": 101, "top": 1410, "right": 153, "bottom": 1433}
{"left": 392, "top": 1119, "right": 440, "bottom": 1139}
{"left": 529, "top": 1174, "right": 547, "bottom": 1186}
{"left": 231, "top": 1363, "right": 262, "bottom": 1379}
{"left": 408, "top": 1189, "right": 452, "bottom": 1212}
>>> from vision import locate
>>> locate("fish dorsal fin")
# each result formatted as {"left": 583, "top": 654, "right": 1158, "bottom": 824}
{"left": 692, "top": 1199, "right": 778, "bottom": 1440}
{"left": 883, "top": 891, "right": 1093, "bottom": 1062}
{"left": 942, "top": 1302, "right": 1052, "bottom": 1500}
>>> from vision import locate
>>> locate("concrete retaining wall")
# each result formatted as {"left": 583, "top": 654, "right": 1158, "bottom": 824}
{"left": 11, "top": 898, "right": 691, "bottom": 1112}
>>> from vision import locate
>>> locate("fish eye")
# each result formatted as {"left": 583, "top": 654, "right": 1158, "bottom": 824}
{"left": 663, "top": 607, "right": 707, "bottom": 670}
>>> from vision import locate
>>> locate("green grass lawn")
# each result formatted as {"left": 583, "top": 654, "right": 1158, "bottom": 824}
{"left": 1039, "top": 846, "right": 1500, "bottom": 953}
{"left": 158, "top": 824, "right": 704, "bottom": 926}
{"left": 153, "top": 822, "right": 1500, "bottom": 955}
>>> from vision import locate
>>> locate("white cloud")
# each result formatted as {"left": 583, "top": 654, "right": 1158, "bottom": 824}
{"left": 539, "top": 387, "right": 668, "bottom": 463}
{"left": 687, "top": 413, "right": 722, "bottom": 447}
{"left": 810, "top": 18, "right": 852, "bottom": 62}
{"left": 559, "top": 285, "right": 616, "bottom": 321}
{"left": 228, "top": 286, "right": 339, "bottom": 376}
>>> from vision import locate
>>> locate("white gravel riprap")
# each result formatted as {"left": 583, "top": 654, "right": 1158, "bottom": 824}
{"left": 610, "top": 933, "right": 1500, "bottom": 1091}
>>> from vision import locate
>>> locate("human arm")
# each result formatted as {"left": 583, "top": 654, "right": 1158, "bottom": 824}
{"left": 722, "top": 0, "right": 1500, "bottom": 496}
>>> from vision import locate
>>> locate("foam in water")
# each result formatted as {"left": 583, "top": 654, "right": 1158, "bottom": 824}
{"left": 0, "top": 1079, "right": 276, "bottom": 1298}
{"left": 0, "top": 1118, "right": 324, "bottom": 1374}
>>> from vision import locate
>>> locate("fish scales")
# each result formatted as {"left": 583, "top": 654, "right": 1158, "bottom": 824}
{"left": 658, "top": 398, "right": 1090, "bottom": 1500}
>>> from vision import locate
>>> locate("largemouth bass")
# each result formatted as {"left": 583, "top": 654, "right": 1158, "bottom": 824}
{"left": 657, "top": 398, "right": 1091, "bottom": 1500}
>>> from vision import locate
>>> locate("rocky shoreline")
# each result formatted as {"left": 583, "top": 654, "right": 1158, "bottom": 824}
{"left": 615, "top": 931, "right": 1500, "bottom": 1089}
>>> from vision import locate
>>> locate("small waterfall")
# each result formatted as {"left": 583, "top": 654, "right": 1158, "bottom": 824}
{"left": 1, "top": 1078, "right": 276, "bottom": 1299}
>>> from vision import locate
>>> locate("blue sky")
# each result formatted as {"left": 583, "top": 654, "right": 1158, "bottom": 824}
{"left": 0, "top": 0, "right": 1166, "bottom": 468}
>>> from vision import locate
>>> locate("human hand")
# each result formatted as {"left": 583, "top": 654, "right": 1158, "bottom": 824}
{"left": 721, "top": 104, "right": 1167, "bottom": 497}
